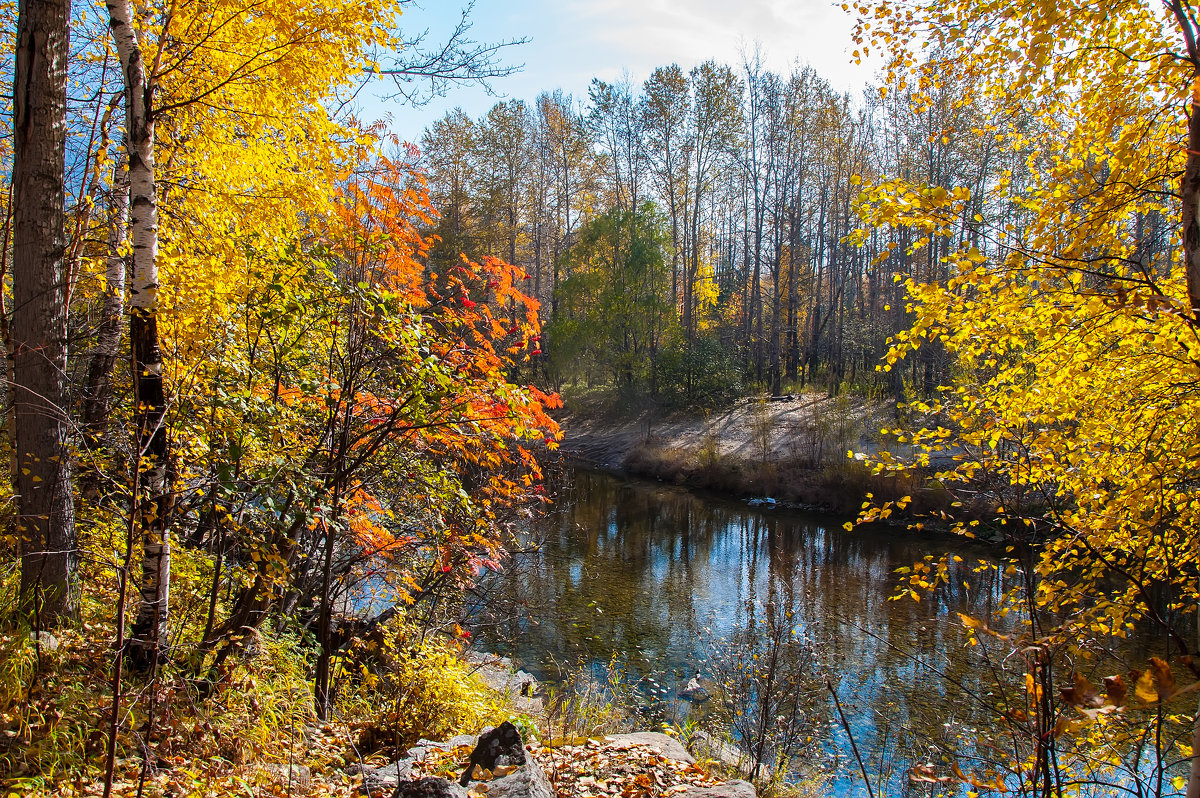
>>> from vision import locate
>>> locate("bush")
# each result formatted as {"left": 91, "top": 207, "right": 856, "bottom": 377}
{"left": 655, "top": 336, "right": 744, "bottom": 409}
{"left": 346, "top": 616, "right": 500, "bottom": 754}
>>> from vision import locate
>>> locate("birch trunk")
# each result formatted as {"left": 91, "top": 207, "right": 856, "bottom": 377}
{"left": 107, "top": 0, "right": 171, "bottom": 670}
{"left": 13, "top": 0, "right": 76, "bottom": 624}
{"left": 81, "top": 155, "right": 128, "bottom": 499}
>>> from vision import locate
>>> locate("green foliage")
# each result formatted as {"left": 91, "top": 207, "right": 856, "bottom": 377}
{"left": 654, "top": 334, "right": 744, "bottom": 409}
{"left": 0, "top": 554, "right": 319, "bottom": 787}
{"left": 548, "top": 203, "right": 675, "bottom": 394}
{"left": 192, "top": 628, "right": 318, "bottom": 764}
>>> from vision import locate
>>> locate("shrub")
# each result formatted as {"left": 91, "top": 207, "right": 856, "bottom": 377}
{"left": 655, "top": 336, "right": 744, "bottom": 409}
{"left": 346, "top": 616, "right": 500, "bottom": 754}
{"left": 540, "top": 657, "right": 636, "bottom": 744}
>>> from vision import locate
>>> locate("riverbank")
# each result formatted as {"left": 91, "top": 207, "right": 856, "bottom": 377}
{"left": 352, "top": 652, "right": 762, "bottom": 798}
{"left": 557, "top": 392, "right": 947, "bottom": 516}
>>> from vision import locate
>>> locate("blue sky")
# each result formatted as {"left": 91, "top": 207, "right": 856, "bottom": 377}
{"left": 366, "top": 0, "right": 877, "bottom": 143}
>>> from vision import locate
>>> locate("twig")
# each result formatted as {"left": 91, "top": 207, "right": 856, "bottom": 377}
{"left": 102, "top": 471, "right": 138, "bottom": 798}
{"left": 826, "top": 678, "right": 875, "bottom": 798}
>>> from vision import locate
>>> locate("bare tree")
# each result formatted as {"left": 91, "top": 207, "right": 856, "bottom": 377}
{"left": 376, "top": 0, "right": 528, "bottom": 106}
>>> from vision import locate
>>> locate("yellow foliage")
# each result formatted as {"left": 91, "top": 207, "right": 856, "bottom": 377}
{"left": 852, "top": 0, "right": 1200, "bottom": 789}
{"left": 854, "top": 0, "right": 1200, "bottom": 644}
{"left": 343, "top": 616, "right": 502, "bottom": 754}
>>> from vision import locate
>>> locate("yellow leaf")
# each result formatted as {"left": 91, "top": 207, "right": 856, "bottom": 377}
{"left": 1134, "top": 669, "right": 1158, "bottom": 704}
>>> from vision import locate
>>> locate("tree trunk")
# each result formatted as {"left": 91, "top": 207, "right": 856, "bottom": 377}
{"left": 1182, "top": 71, "right": 1200, "bottom": 798}
{"left": 108, "top": 0, "right": 172, "bottom": 671}
{"left": 13, "top": 0, "right": 76, "bottom": 625}
{"left": 1183, "top": 77, "right": 1200, "bottom": 321}
{"left": 81, "top": 155, "right": 129, "bottom": 499}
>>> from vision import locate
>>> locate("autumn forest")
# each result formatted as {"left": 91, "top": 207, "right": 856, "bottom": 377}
{"left": 7, "top": 0, "right": 1200, "bottom": 796}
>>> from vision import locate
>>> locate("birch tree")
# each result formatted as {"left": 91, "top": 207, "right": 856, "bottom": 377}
{"left": 105, "top": 0, "right": 170, "bottom": 669}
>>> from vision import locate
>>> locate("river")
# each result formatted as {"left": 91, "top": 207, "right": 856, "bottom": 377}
{"left": 470, "top": 467, "right": 1021, "bottom": 795}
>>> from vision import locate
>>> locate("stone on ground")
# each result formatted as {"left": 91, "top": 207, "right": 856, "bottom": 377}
{"left": 605, "top": 732, "right": 695, "bottom": 764}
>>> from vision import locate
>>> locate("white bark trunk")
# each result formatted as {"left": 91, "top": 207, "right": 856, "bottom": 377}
{"left": 107, "top": 0, "right": 170, "bottom": 670}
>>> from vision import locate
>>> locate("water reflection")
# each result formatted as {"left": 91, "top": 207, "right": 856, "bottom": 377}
{"left": 472, "top": 468, "right": 1008, "bottom": 795}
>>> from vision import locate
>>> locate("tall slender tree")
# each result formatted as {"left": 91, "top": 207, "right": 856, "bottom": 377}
{"left": 13, "top": 0, "right": 76, "bottom": 625}
{"left": 106, "top": 0, "right": 171, "bottom": 670}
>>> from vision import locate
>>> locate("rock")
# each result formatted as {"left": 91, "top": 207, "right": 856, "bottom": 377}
{"left": 691, "top": 729, "right": 744, "bottom": 772}
{"left": 262, "top": 763, "right": 310, "bottom": 794}
{"left": 348, "top": 758, "right": 414, "bottom": 791}
{"left": 28, "top": 632, "right": 58, "bottom": 651}
{"left": 676, "top": 780, "right": 757, "bottom": 798}
{"left": 482, "top": 758, "right": 554, "bottom": 798}
{"left": 410, "top": 733, "right": 478, "bottom": 758}
{"left": 465, "top": 652, "right": 544, "bottom": 715}
{"left": 392, "top": 777, "right": 468, "bottom": 798}
{"left": 680, "top": 674, "right": 710, "bottom": 703}
{"left": 604, "top": 732, "right": 695, "bottom": 764}
{"left": 459, "top": 721, "right": 526, "bottom": 786}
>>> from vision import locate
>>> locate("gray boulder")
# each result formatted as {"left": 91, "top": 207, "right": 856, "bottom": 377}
{"left": 347, "top": 758, "right": 414, "bottom": 792}
{"left": 464, "top": 652, "right": 543, "bottom": 715}
{"left": 676, "top": 781, "right": 757, "bottom": 798}
{"left": 689, "top": 730, "right": 751, "bottom": 776}
{"left": 392, "top": 777, "right": 468, "bottom": 798}
{"left": 262, "top": 763, "right": 311, "bottom": 794}
{"left": 478, "top": 758, "right": 553, "bottom": 798}
{"left": 459, "top": 721, "right": 525, "bottom": 786}
{"left": 605, "top": 732, "right": 695, "bottom": 763}
{"left": 456, "top": 720, "right": 551, "bottom": 798}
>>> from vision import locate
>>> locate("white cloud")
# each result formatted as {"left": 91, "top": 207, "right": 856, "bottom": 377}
{"left": 376, "top": 0, "right": 880, "bottom": 139}
{"left": 563, "top": 0, "right": 871, "bottom": 92}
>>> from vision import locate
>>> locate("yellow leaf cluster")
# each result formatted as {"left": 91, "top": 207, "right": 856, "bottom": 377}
{"left": 852, "top": 0, "right": 1200, "bottom": 685}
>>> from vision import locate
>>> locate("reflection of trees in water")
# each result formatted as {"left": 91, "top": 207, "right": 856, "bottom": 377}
{"left": 730, "top": 509, "right": 1009, "bottom": 787}
{"left": 472, "top": 468, "right": 1010, "bottom": 792}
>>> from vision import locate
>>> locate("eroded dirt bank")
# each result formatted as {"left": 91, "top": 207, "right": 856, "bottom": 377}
{"left": 559, "top": 393, "right": 888, "bottom": 468}
{"left": 555, "top": 393, "right": 930, "bottom": 514}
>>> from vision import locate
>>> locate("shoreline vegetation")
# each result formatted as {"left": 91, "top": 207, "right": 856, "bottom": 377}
{"left": 0, "top": 591, "right": 768, "bottom": 798}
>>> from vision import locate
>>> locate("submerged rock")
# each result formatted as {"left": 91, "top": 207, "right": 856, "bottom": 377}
{"left": 680, "top": 673, "right": 711, "bottom": 702}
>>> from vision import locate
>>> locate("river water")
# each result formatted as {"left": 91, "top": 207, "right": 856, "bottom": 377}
{"left": 471, "top": 467, "right": 1020, "bottom": 795}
